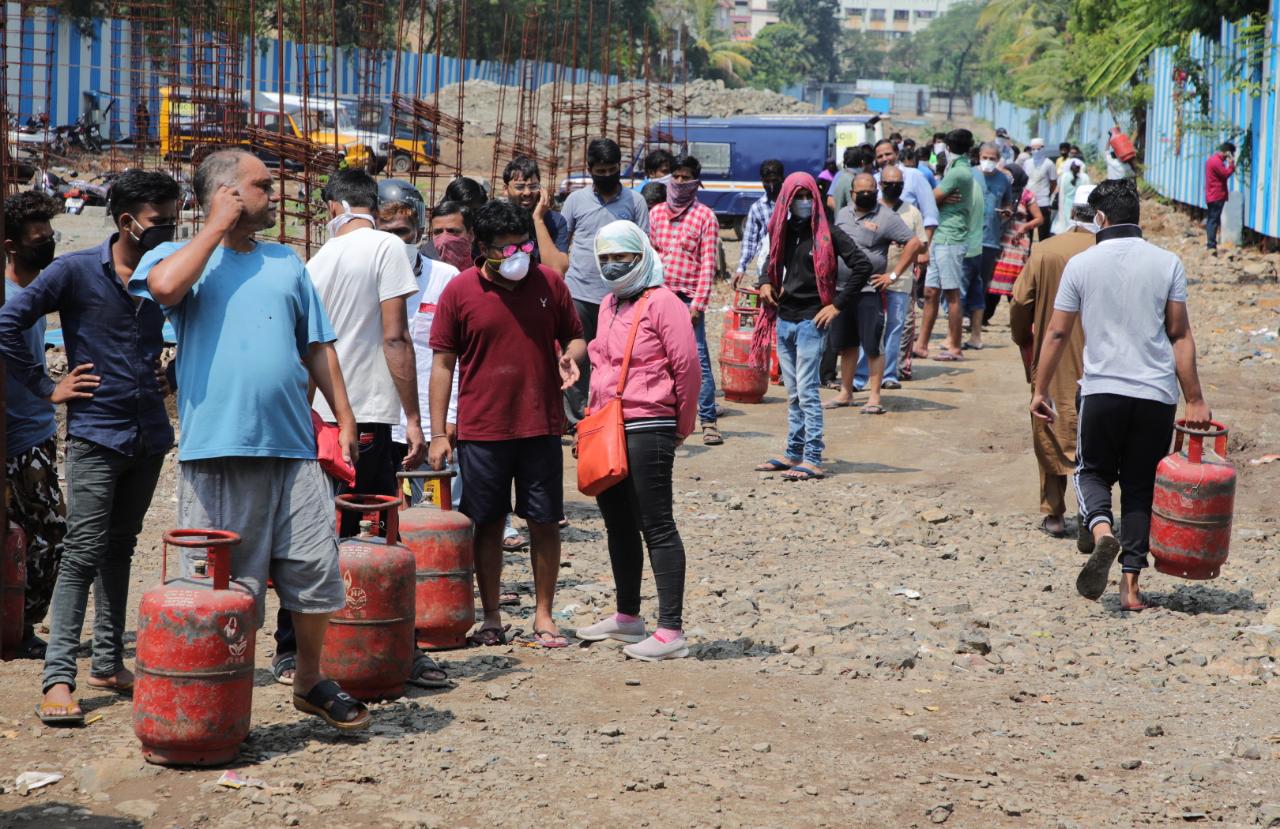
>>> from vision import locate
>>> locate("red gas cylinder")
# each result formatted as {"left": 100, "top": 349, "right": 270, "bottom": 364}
{"left": 397, "top": 470, "right": 475, "bottom": 651}
{"left": 1150, "top": 421, "right": 1237, "bottom": 580}
{"left": 321, "top": 495, "right": 416, "bottom": 700}
{"left": 134, "top": 530, "right": 254, "bottom": 766}
{"left": 1109, "top": 126, "right": 1137, "bottom": 163}
{"left": 1, "top": 522, "right": 27, "bottom": 661}
{"left": 719, "top": 308, "right": 769, "bottom": 404}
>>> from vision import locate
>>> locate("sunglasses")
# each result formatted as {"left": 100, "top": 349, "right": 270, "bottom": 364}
{"left": 488, "top": 240, "right": 535, "bottom": 257}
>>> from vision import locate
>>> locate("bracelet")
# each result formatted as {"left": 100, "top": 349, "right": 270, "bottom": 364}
{"left": 431, "top": 433, "right": 449, "bottom": 439}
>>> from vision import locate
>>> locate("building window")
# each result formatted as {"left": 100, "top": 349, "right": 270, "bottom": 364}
{"left": 846, "top": 5, "right": 864, "bottom": 15}
{"left": 916, "top": 9, "right": 934, "bottom": 19}
{"left": 893, "top": 9, "right": 908, "bottom": 20}
{"left": 869, "top": 8, "right": 885, "bottom": 21}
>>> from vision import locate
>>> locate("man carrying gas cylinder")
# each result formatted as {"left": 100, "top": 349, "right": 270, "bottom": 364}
{"left": 1030, "top": 180, "right": 1212, "bottom": 612}
{"left": 132, "top": 149, "right": 370, "bottom": 730}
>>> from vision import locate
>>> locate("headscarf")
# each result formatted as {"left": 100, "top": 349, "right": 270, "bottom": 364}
{"left": 750, "top": 171, "right": 836, "bottom": 368}
{"left": 594, "top": 219, "right": 664, "bottom": 300}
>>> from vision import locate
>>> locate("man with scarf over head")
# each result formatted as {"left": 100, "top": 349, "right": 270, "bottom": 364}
{"left": 750, "top": 173, "right": 872, "bottom": 481}
{"left": 648, "top": 154, "right": 723, "bottom": 446}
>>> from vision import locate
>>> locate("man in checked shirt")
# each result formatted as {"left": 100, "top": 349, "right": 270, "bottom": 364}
{"left": 733, "top": 159, "right": 785, "bottom": 286}
{"left": 649, "top": 153, "right": 725, "bottom": 446}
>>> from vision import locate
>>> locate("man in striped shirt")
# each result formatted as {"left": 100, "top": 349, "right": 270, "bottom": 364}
{"left": 733, "top": 159, "right": 785, "bottom": 282}
{"left": 649, "top": 153, "right": 724, "bottom": 446}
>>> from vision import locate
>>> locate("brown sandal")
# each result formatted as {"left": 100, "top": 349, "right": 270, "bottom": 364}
{"left": 702, "top": 424, "right": 724, "bottom": 446}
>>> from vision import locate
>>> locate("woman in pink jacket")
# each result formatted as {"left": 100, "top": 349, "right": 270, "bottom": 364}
{"left": 576, "top": 220, "right": 700, "bottom": 661}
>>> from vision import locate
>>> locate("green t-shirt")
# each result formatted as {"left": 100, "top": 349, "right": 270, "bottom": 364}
{"left": 965, "top": 168, "right": 986, "bottom": 257}
{"left": 932, "top": 156, "right": 975, "bottom": 246}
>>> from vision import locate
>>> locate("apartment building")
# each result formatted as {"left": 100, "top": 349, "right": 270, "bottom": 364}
{"left": 726, "top": 0, "right": 958, "bottom": 40}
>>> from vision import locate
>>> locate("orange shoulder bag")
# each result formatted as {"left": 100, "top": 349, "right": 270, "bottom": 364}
{"left": 576, "top": 289, "right": 654, "bottom": 496}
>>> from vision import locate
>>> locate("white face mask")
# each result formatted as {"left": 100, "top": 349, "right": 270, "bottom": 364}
{"left": 1031, "top": 147, "right": 1047, "bottom": 162}
{"left": 498, "top": 250, "right": 531, "bottom": 281}
{"left": 790, "top": 199, "right": 814, "bottom": 220}
{"left": 326, "top": 200, "right": 376, "bottom": 238}
{"left": 404, "top": 242, "right": 421, "bottom": 268}
{"left": 979, "top": 159, "right": 998, "bottom": 173}
{"left": 1073, "top": 220, "right": 1100, "bottom": 234}
{"left": 1092, "top": 210, "right": 1107, "bottom": 229}
{"left": 933, "top": 142, "right": 946, "bottom": 156}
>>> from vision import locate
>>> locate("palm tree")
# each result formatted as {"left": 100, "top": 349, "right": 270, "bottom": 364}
{"left": 686, "top": 0, "right": 753, "bottom": 86}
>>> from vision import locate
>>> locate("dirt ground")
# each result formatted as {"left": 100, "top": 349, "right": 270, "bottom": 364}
{"left": 1, "top": 199, "right": 1279, "bottom": 829}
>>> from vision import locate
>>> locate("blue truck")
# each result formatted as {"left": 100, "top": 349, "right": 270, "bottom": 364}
{"left": 615, "top": 114, "right": 882, "bottom": 237}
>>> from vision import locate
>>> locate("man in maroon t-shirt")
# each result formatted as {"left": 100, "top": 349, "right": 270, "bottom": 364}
{"left": 428, "top": 200, "right": 586, "bottom": 648}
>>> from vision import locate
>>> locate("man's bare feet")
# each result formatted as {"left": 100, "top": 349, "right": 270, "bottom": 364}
{"left": 86, "top": 668, "right": 134, "bottom": 693}
{"left": 1119, "top": 572, "right": 1149, "bottom": 610}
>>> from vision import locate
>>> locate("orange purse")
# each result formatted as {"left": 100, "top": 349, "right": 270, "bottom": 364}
{"left": 576, "top": 289, "right": 653, "bottom": 496}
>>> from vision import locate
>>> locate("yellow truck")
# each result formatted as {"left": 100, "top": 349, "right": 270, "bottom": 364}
{"left": 158, "top": 87, "right": 381, "bottom": 171}
{"left": 344, "top": 98, "right": 436, "bottom": 175}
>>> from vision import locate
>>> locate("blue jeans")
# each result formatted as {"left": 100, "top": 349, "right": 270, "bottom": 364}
{"left": 857, "top": 290, "right": 912, "bottom": 385}
{"left": 680, "top": 296, "right": 717, "bottom": 423}
{"left": 776, "top": 318, "right": 825, "bottom": 466}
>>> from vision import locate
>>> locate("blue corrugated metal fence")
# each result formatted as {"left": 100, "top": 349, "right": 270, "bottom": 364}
{"left": 974, "top": 0, "right": 1280, "bottom": 240}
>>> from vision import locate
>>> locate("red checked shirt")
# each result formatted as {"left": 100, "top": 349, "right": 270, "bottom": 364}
{"left": 648, "top": 201, "right": 719, "bottom": 313}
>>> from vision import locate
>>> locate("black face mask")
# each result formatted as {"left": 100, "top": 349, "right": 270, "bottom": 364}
{"left": 853, "top": 191, "right": 878, "bottom": 210}
{"left": 881, "top": 182, "right": 904, "bottom": 201}
{"left": 591, "top": 172, "right": 621, "bottom": 194}
{"left": 19, "top": 239, "right": 56, "bottom": 271}
{"left": 130, "top": 220, "right": 177, "bottom": 253}
{"left": 763, "top": 182, "right": 782, "bottom": 201}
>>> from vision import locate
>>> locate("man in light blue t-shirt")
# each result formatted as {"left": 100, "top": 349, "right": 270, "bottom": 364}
{"left": 1030, "top": 180, "right": 1212, "bottom": 614}
{"left": 131, "top": 149, "right": 370, "bottom": 732}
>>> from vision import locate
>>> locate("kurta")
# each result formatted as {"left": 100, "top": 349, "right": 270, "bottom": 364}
{"left": 1009, "top": 228, "right": 1094, "bottom": 510}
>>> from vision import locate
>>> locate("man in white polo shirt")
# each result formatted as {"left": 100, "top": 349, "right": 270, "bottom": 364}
{"left": 1022, "top": 137, "right": 1057, "bottom": 241}
{"left": 1030, "top": 180, "right": 1212, "bottom": 612}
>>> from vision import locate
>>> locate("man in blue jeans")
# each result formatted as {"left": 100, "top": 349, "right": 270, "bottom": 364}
{"left": 0, "top": 171, "right": 180, "bottom": 723}
{"left": 752, "top": 175, "right": 870, "bottom": 481}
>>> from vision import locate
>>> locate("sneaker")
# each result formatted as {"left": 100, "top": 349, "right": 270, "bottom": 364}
{"left": 623, "top": 633, "right": 690, "bottom": 662}
{"left": 575, "top": 616, "right": 646, "bottom": 643}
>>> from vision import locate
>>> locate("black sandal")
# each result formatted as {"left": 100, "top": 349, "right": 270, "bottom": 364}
{"left": 13, "top": 634, "right": 47, "bottom": 660}
{"left": 293, "top": 679, "right": 370, "bottom": 731}
{"left": 407, "top": 652, "right": 451, "bottom": 689}
{"left": 467, "top": 623, "right": 515, "bottom": 647}
{"left": 271, "top": 654, "right": 296, "bottom": 686}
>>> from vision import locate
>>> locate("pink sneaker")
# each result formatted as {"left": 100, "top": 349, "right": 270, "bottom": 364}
{"left": 623, "top": 633, "right": 689, "bottom": 662}
{"left": 575, "top": 615, "right": 646, "bottom": 643}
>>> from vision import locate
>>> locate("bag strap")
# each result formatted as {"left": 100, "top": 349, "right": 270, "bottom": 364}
{"left": 614, "top": 288, "right": 655, "bottom": 398}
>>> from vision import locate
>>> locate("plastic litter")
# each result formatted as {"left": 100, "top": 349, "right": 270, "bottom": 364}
{"left": 15, "top": 771, "right": 62, "bottom": 795}
{"left": 890, "top": 586, "right": 922, "bottom": 600}
{"left": 217, "top": 770, "right": 271, "bottom": 790}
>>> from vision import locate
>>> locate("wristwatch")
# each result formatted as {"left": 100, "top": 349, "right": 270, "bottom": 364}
{"left": 888, "top": 272, "right": 899, "bottom": 283}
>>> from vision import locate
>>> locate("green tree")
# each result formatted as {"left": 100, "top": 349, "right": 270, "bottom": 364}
{"left": 840, "top": 29, "right": 887, "bottom": 83}
{"left": 686, "top": 0, "right": 753, "bottom": 86}
{"left": 905, "top": 0, "right": 989, "bottom": 115}
{"left": 777, "top": 0, "right": 840, "bottom": 82}
{"left": 748, "top": 22, "right": 814, "bottom": 92}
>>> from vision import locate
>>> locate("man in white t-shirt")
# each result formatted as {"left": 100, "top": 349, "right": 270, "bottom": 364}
{"left": 1022, "top": 137, "right": 1058, "bottom": 241}
{"left": 308, "top": 169, "right": 424, "bottom": 535}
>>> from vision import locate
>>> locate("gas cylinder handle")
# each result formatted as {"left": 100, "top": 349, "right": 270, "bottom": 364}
{"left": 161, "top": 529, "right": 241, "bottom": 591}
{"left": 396, "top": 467, "right": 459, "bottom": 480}
{"left": 1174, "top": 419, "right": 1228, "bottom": 465}
{"left": 333, "top": 494, "right": 402, "bottom": 544}
{"left": 396, "top": 468, "right": 457, "bottom": 512}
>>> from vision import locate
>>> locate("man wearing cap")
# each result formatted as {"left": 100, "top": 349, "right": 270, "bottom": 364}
{"left": 1022, "top": 138, "right": 1058, "bottom": 241}
{"left": 995, "top": 128, "right": 1016, "bottom": 165}
{"left": 1010, "top": 184, "right": 1098, "bottom": 540}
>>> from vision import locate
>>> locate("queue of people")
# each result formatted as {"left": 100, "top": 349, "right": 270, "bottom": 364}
{"left": 0, "top": 125, "right": 1213, "bottom": 730}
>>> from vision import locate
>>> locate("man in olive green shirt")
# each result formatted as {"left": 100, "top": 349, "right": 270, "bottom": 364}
{"left": 914, "top": 128, "right": 975, "bottom": 360}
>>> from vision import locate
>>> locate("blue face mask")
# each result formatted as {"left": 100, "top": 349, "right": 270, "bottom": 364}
{"left": 790, "top": 199, "right": 814, "bottom": 221}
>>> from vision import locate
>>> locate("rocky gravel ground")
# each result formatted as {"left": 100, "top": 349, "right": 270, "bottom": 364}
{"left": 0, "top": 200, "right": 1278, "bottom": 828}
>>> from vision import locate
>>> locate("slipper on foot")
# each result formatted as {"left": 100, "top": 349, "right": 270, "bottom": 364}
{"left": 407, "top": 652, "right": 451, "bottom": 688}
{"left": 468, "top": 624, "right": 514, "bottom": 647}
{"left": 933, "top": 351, "right": 964, "bottom": 362}
{"left": 823, "top": 399, "right": 853, "bottom": 410}
{"left": 860, "top": 404, "right": 886, "bottom": 415}
{"left": 293, "top": 679, "right": 370, "bottom": 731}
{"left": 1076, "top": 536, "right": 1121, "bottom": 600}
{"left": 782, "top": 465, "right": 825, "bottom": 481}
{"left": 1037, "top": 517, "right": 1071, "bottom": 539}
{"left": 754, "top": 458, "right": 795, "bottom": 472}
{"left": 530, "top": 629, "right": 570, "bottom": 648}
{"left": 35, "top": 701, "right": 84, "bottom": 726}
{"left": 271, "top": 654, "right": 296, "bottom": 686}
